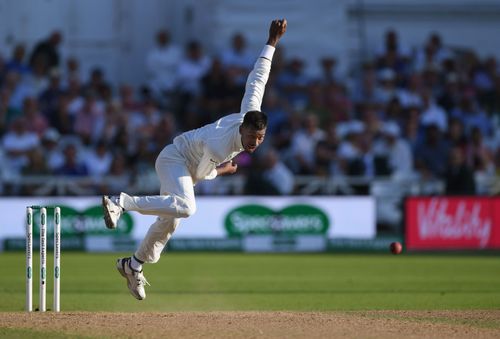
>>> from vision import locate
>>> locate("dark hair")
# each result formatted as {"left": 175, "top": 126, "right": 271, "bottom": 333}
{"left": 242, "top": 110, "right": 267, "bottom": 130}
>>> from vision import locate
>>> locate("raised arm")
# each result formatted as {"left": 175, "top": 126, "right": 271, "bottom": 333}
{"left": 240, "top": 19, "right": 287, "bottom": 114}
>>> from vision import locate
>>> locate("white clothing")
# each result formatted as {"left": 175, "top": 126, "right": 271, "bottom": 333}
{"left": 374, "top": 137, "right": 414, "bottom": 177}
{"left": 2, "top": 131, "right": 40, "bottom": 173}
{"left": 221, "top": 47, "right": 255, "bottom": 84}
{"left": 146, "top": 44, "right": 182, "bottom": 93}
{"left": 263, "top": 162, "right": 294, "bottom": 195}
{"left": 388, "top": 139, "right": 413, "bottom": 176}
{"left": 176, "top": 55, "right": 212, "bottom": 95}
{"left": 174, "top": 45, "right": 275, "bottom": 182}
{"left": 221, "top": 48, "right": 254, "bottom": 70}
{"left": 421, "top": 103, "right": 448, "bottom": 131}
{"left": 120, "top": 45, "right": 275, "bottom": 263}
{"left": 84, "top": 151, "right": 113, "bottom": 176}
{"left": 290, "top": 129, "right": 326, "bottom": 168}
{"left": 397, "top": 89, "right": 422, "bottom": 108}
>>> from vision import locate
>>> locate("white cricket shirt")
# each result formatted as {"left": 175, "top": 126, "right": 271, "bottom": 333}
{"left": 173, "top": 45, "right": 275, "bottom": 181}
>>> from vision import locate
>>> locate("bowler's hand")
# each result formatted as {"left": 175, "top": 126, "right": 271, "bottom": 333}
{"left": 217, "top": 161, "right": 238, "bottom": 176}
{"left": 267, "top": 19, "right": 287, "bottom": 47}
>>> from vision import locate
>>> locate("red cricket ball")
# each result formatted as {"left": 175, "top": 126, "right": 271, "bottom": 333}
{"left": 390, "top": 241, "right": 403, "bottom": 255}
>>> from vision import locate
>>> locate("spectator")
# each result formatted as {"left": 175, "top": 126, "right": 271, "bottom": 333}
{"left": 397, "top": 73, "right": 423, "bottom": 108}
{"left": 6, "top": 44, "right": 31, "bottom": 76}
{"left": 376, "top": 122, "right": 414, "bottom": 179}
{"left": 244, "top": 148, "right": 294, "bottom": 196}
{"left": 175, "top": 41, "right": 211, "bottom": 118}
{"left": 289, "top": 113, "right": 325, "bottom": 174}
{"left": 128, "top": 98, "right": 161, "bottom": 140}
{"left": 146, "top": 29, "right": 182, "bottom": 97}
{"left": 414, "top": 32, "right": 452, "bottom": 73}
{"left": 324, "top": 82, "right": 352, "bottom": 123}
{"left": 447, "top": 118, "right": 467, "bottom": 149}
{"left": 445, "top": 146, "right": 476, "bottom": 195}
{"left": 318, "top": 57, "right": 340, "bottom": 84}
{"left": 272, "top": 111, "right": 302, "bottom": 154}
{"left": 384, "top": 98, "right": 405, "bottom": 126}
{"left": 29, "top": 31, "right": 62, "bottom": 76}
{"left": 153, "top": 113, "right": 177, "bottom": 149}
{"left": 66, "top": 77, "right": 85, "bottom": 116}
{"left": 84, "top": 67, "right": 110, "bottom": 102}
{"left": 315, "top": 123, "right": 339, "bottom": 176}
{"left": 0, "top": 88, "right": 12, "bottom": 134}
{"left": 200, "top": 58, "right": 239, "bottom": 121}
{"left": 221, "top": 33, "right": 254, "bottom": 84}
{"left": 351, "top": 63, "right": 385, "bottom": 105}
{"left": 403, "top": 106, "right": 421, "bottom": 148}
{"left": 21, "top": 147, "right": 52, "bottom": 195}
{"left": 25, "top": 56, "right": 50, "bottom": 96}
{"left": 414, "top": 124, "right": 450, "bottom": 178}
{"left": 84, "top": 140, "right": 113, "bottom": 177}
{"left": 376, "top": 29, "right": 411, "bottom": 61}
{"left": 176, "top": 41, "right": 211, "bottom": 97}
{"left": 73, "top": 91, "right": 104, "bottom": 144}
{"left": 474, "top": 57, "right": 498, "bottom": 114}
{"left": 262, "top": 89, "right": 289, "bottom": 134}
{"left": 102, "top": 152, "right": 131, "bottom": 194}
{"left": 3, "top": 71, "right": 32, "bottom": 114}
{"left": 437, "top": 73, "right": 461, "bottom": 113}
{"left": 451, "top": 96, "right": 491, "bottom": 137}
{"left": 40, "top": 128, "right": 64, "bottom": 171}
{"left": 120, "top": 84, "right": 141, "bottom": 112}
{"left": 376, "top": 42, "right": 409, "bottom": 81}
{"left": 420, "top": 90, "right": 448, "bottom": 132}
{"left": 38, "top": 69, "right": 64, "bottom": 126}
{"left": 466, "top": 126, "right": 495, "bottom": 175}
{"left": 99, "top": 102, "right": 126, "bottom": 145}
{"left": 336, "top": 121, "right": 366, "bottom": 175}
{"left": 55, "top": 143, "right": 88, "bottom": 176}
{"left": 62, "top": 57, "right": 84, "bottom": 88}
{"left": 377, "top": 68, "right": 398, "bottom": 104}
{"left": 306, "top": 81, "right": 329, "bottom": 125}
{"left": 52, "top": 92, "right": 74, "bottom": 135}
{"left": 22, "top": 96, "right": 48, "bottom": 137}
{"left": 22, "top": 147, "right": 51, "bottom": 176}
{"left": 277, "top": 58, "right": 310, "bottom": 109}
{"left": 2, "top": 117, "right": 40, "bottom": 174}
{"left": 337, "top": 121, "right": 375, "bottom": 193}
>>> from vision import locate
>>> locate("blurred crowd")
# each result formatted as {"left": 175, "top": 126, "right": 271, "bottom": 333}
{"left": 0, "top": 29, "right": 498, "bottom": 196}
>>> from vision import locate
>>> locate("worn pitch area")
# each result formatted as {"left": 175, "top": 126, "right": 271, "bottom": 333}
{"left": 1, "top": 310, "right": 500, "bottom": 338}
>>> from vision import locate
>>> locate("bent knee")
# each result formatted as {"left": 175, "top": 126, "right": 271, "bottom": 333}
{"left": 177, "top": 199, "right": 196, "bottom": 218}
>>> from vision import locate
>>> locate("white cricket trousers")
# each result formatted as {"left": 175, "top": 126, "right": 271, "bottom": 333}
{"left": 119, "top": 144, "right": 196, "bottom": 263}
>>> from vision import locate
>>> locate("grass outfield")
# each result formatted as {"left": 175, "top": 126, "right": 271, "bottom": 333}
{"left": 0, "top": 252, "right": 499, "bottom": 312}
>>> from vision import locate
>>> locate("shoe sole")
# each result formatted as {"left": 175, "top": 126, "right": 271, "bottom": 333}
{"left": 116, "top": 259, "right": 145, "bottom": 301}
{"left": 102, "top": 196, "right": 117, "bottom": 229}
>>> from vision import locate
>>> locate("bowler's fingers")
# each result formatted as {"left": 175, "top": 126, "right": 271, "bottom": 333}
{"left": 280, "top": 19, "right": 287, "bottom": 33}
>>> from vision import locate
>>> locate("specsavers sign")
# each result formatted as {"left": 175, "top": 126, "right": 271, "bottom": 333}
{"left": 0, "top": 196, "right": 375, "bottom": 244}
{"left": 225, "top": 204, "right": 329, "bottom": 236}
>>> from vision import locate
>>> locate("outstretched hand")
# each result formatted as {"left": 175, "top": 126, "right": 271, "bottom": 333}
{"left": 267, "top": 19, "right": 287, "bottom": 47}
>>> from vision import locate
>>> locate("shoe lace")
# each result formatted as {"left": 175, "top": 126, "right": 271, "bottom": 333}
{"left": 136, "top": 273, "right": 151, "bottom": 287}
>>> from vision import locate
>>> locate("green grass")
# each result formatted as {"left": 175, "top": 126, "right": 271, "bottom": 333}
{"left": 0, "top": 252, "right": 499, "bottom": 311}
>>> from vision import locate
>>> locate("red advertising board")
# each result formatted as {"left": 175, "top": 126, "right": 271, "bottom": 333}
{"left": 405, "top": 197, "right": 500, "bottom": 250}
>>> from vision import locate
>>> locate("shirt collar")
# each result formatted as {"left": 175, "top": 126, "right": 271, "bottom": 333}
{"left": 235, "top": 126, "right": 244, "bottom": 151}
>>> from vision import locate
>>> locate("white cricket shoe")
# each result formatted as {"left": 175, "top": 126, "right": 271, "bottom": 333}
{"left": 102, "top": 195, "right": 123, "bottom": 229}
{"left": 116, "top": 257, "right": 150, "bottom": 300}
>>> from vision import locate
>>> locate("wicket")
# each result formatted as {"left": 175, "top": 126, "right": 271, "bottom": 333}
{"left": 26, "top": 206, "right": 61, "bottom": 312}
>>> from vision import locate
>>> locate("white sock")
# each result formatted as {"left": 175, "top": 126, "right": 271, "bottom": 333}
{"left": 130, "top": 256, "right": 143, "bottom": 271}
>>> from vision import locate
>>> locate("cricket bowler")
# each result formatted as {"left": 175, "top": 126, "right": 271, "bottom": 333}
{"left": 102, "top": 19, "right": 287, "bottom": 300}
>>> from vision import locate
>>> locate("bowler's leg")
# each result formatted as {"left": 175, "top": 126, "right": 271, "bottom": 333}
{"left": 134, "top": 216, "right": 180, "bottom": 263}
